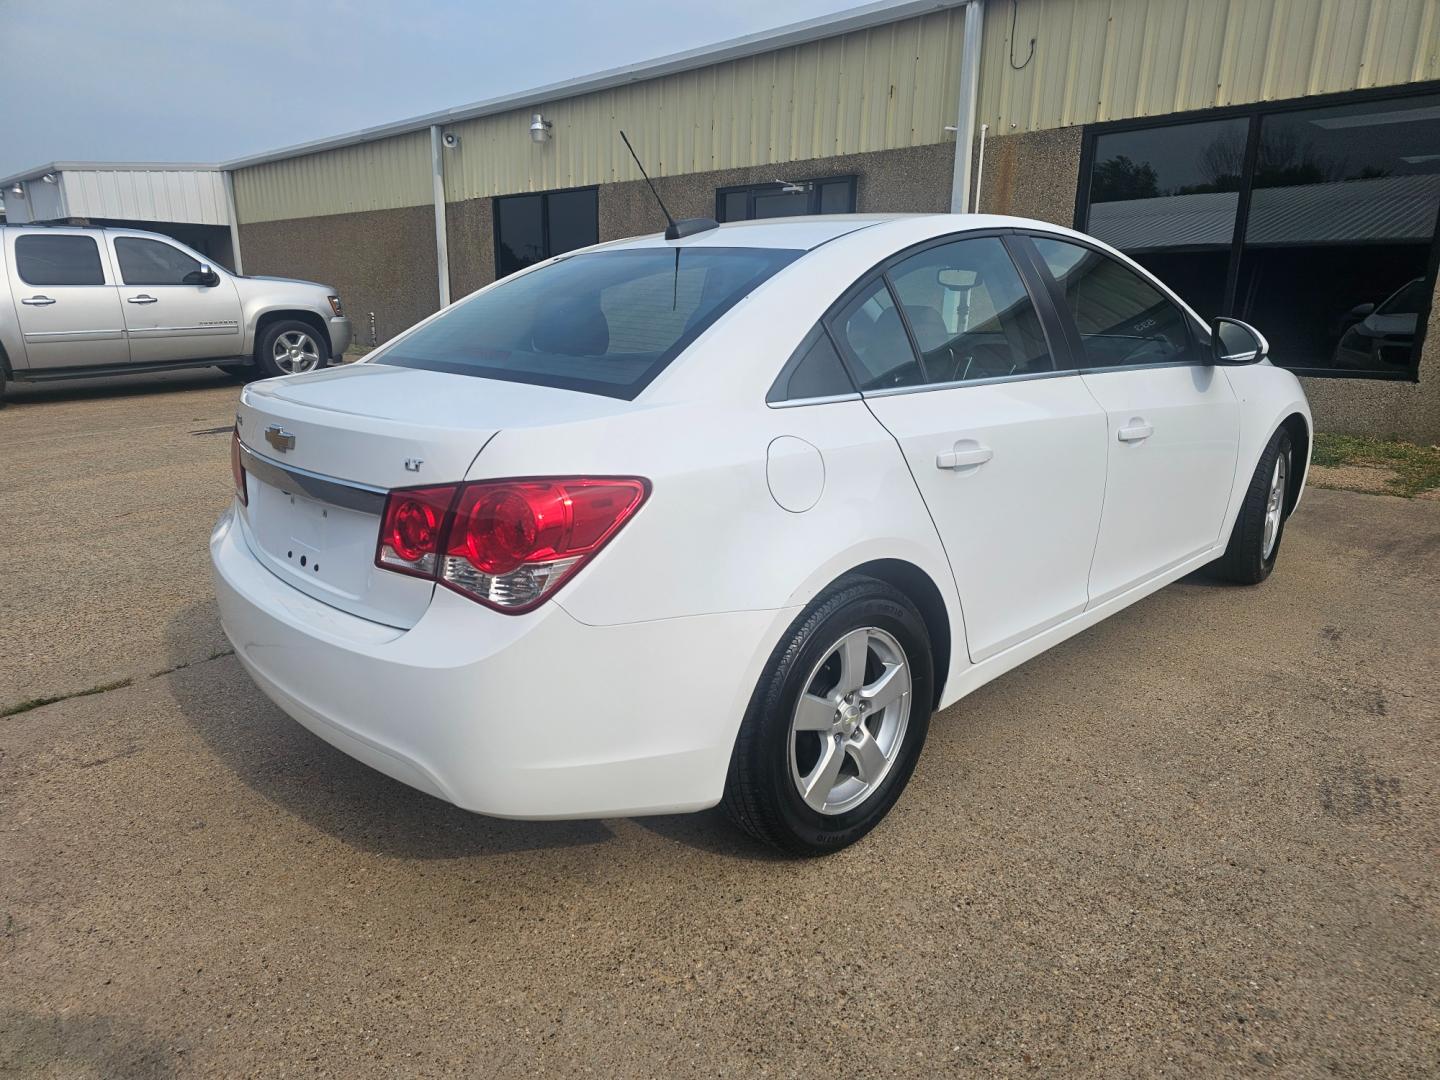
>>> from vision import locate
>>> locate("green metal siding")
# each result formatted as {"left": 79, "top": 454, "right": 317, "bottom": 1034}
{"left": 232, "top": 131, "right": 432, "bottom": 224}
{"left": 979, "top": 0, "right": 1440, "bottom": 134}
{"left": 441, "top": 9, "right": 966, "bottom": 202}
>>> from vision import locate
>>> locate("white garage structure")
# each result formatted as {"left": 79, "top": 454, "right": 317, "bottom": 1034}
{"left": 0, "top": 162, "right": 241, "bottom": 271}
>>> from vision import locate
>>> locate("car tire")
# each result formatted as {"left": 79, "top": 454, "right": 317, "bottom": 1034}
{"left": 723, "top": 576, "right": 933, "bottom": 855}
{"left": 255, "top": 320, "right": 329, "bottom": 378}
{"left": 1212, "top": 426, "right": 1294, "bottom": 585}
{"left": 0, "top": 362, "right": 7, "bottom": 409}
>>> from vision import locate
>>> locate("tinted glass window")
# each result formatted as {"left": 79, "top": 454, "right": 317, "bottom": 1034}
{"left": 1033, "top": 237, "right": 1194, "bottom": 368}
{"left": 830, "top": 279, "right": 922, "bottom": 390}
{"left": 886, "top": 237, "right": 1053, "bottom": 383}
{"left": 546, "top": 189, "right": 600, "bottom": 258}
{"left": 494, "top": 189, "right": 598, "bottom": 278}
{"left": 1236, "top": 94, "right": 1440, "bottom": 374}
{"left": 767, "top": 326, "right": 855, "bottom": 403}
{"left": 495, "top": 195, "right": 545, "bottom": 277}
{"left": 1086, "top": 116, "right": 1248, "bottom": 320}
{"left": 716, "top": 176, "right": 857, "bottom": 222}
{"left": 15, "top": 234, "right": 105, "bottom": 286}
{"left": 114, "top": 237, "right": 201, "bottom": 286}
{"left": 381, "top": 247, "right": 800, "bottom": 399}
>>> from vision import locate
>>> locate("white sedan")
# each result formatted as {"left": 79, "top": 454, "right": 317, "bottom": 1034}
{"left": 212, "top": 213, "right": 1310, "bottom": 854}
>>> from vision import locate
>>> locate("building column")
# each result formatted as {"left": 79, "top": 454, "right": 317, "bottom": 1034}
{"left": 430, "top": 125, "right": 451, "bottom": 308}
{"left": 951, "top": 0, "right": 985, "bottom": 214}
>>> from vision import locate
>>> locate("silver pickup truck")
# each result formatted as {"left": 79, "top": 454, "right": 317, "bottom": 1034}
{"left": 0, "top": 223, "right": 350, "bottom": 406}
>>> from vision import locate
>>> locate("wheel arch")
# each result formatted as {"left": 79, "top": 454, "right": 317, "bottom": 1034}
{"left": 252, "top": 310, "right": 330, "bottom": 359}
{"left": 828, "top": 558, "right": 953, "bottom": 711}
{"left": 1278, "top": 411, "right": 1310, "bottom": 517}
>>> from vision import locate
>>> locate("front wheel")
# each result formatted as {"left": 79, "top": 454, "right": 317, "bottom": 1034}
{"left": 1213, "top": 426, "right": 1294, "bottom": 585}
{"left": 723, "top": 576, "right": 933, "bottom": 855}
{"left": 255, "top": 320, "right": 329, "bottom": 379}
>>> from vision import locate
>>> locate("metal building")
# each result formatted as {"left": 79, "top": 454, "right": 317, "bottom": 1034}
{"left": 4, "top": 0, "right": 1439, "bottom": 439}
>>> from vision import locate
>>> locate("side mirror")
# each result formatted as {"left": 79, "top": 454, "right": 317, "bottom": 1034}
{"left": 184, "top": 264, "right": 220, "bottom": 287}
{"left": 1210, "top": 316, "right": 1268, "bottom": 365}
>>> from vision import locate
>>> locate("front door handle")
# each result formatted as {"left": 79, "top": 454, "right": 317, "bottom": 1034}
{"left": 1117, "top": 421, "right": 1154, "bottom": 443}
{"left": 127, "top": 294, "right": 159, "bottom": 305}
{"left": 21, "top": 295, "right": 56, "bottom": 306}
{"left": 936, "top": 445, "right": 993, "bottom": 470}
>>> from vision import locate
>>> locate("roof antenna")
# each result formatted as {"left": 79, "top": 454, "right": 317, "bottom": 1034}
{"left": 619, "top": 130, "right": 718, "bottom": 241}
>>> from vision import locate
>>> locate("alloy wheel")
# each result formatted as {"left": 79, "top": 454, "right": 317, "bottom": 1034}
{"left": 273, "top": 330, "right": 321, "bottom": 374}
{"left": 1262, "top": 449, "right": 1289, "bottom": 559}
{"left": 789, "top": 626, "right": 912, "bottom": 815}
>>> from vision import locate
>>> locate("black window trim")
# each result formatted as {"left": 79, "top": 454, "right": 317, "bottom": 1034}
{"left": 715, "top": 175, "right": 858, "bottom": 222}
{"left": 765, "top": 322, "right": 861, "bottom": 407}
{"left": 808, "top": 227, "right": 1079, "bottom": 402}
{"left": 13, "top": 231, "right": 110, "bottom": 288}
{"left": 492, "top": 184, "right": 600, "bottom": 279}
{"left": 1011, "top": 230, "right": 1206, "bottom": 374}
{"left": 1074, "top": 79, "right": 1440, "bottom": 383}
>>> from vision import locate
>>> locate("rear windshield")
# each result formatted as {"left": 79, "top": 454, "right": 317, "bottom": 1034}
{"left": 377, "top": 246, "right": 802, "bottom": 399}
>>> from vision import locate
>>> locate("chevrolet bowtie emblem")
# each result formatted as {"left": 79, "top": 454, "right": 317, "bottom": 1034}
{"left": 264, "top": 425, "right": 296, "bottom": 453}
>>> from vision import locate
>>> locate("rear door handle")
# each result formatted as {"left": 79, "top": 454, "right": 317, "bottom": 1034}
{"left": 127, "top": 294, "right": 158, "bottom": 305}
{"left": 936, "top": 445, "right": 993, "bottom": 470}
{"left": 21, "top": 295, "right": 56, "bottom": 306}
{"left": 1117, "top": 422, "right": 1154, "bottom": 443}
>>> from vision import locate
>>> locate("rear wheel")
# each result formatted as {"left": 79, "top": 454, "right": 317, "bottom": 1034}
{"left": 724, "top": 576, "right": 933, "bottom": 855}
{"left": 255, "top": 320, "right": 328, "bottom": 378}
{"left": 1213, "top": 427, "right": 1294, "bottom": 585}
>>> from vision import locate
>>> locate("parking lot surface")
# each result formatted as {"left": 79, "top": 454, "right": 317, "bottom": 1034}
{"left": 2, "top": 377, "right": 1437, "bottom": 1077}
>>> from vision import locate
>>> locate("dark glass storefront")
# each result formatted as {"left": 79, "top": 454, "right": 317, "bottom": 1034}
{"left": 1077, "top": 86, "right": 1440, "bottom": 379}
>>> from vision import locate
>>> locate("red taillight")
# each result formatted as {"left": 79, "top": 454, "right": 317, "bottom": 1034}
{"left": 374, "top": 477, "right": 648, "bottom": 612}
{"left": 376, "top": 485, "right": 461, "bottom": 577}
{"left": 231, "top": 427, "right": 248, "bottom": 506}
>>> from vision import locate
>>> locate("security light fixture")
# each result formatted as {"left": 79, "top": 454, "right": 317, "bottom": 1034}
{"left": 529, "top": 113, "right": 553, "bottom": 143}
{"left": 9, "top": 183, "right": 22, "bottom": 198}
{"left": 41, "top": 173, "right": 57, "bottom": 183}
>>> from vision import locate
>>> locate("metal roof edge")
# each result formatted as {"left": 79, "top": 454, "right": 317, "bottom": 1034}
{"left": 221, "top": 0, "right": 971, "bottom": 170}
{"left": 0, "top": 161, "right": 223, "bottom": 186}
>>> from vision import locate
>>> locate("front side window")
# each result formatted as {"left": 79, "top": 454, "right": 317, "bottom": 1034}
{"left": 380, "top": 247, "right": 800, "bottom": 399}
{"left": 886, "top": 236, "right": 1053, "bottom": 384}
{"left": 494, "top": 188, "right": 599, "bottom": 278}
{"left": 1032, "top": 237, "right": 1194, "bottom": 369}
{"left": 716, "top": 177, "right": 857, "bottom": 222}
{"left": 114, "top": 237, "right": 201, "bottom": 286}
{"left": 15, "top": 234, "right": 105, "bottom": 286}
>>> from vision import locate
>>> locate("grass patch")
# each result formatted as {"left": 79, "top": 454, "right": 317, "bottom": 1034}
{"left": 1312, "top": 433, "right": 1440, "bottom": 498}
{"left": 1, "top": 678, "right": 134, "bottom": 718}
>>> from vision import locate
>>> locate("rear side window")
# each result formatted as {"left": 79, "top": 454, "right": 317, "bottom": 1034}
{"left": 15, "top": 234, "right": 105, "bottom": 286}
{"left": 115, "top": 237, "right": 201, "bottom": 286}
{"left": 1031, "top": 237, "right": 1195, "bottom": 369}
{"left": 380, "top": 247, "right": 800, "bottom": 400}
{"left": 767, "top": 326, "right": 856, "bottom": 403}
{"left": 886, "top": 236, "right": 1053, "bottom": 383}
{"left": 829, "top": 278, "right": 923, "bottom": 391}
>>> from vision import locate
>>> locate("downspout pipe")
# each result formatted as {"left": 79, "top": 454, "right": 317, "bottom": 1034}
{"left": 430, "top": 124, "right": 451, "bottom": 308}
{"left": 950, "top": 0, "right": 985, "bottom": 213}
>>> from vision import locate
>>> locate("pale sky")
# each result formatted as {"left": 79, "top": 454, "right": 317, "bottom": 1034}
{"left": 0, "top": 0, "right": 860, "bottom": 179}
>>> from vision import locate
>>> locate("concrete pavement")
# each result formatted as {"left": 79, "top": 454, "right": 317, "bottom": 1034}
{"left": 2, "top": 376, "right": 1437, "bottom": 1077}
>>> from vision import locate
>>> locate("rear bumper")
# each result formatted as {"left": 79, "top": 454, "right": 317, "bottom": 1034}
{"left": 210, "top": 506, "right": 784, "bottom": 818}
{"left": 327, "top": 316, "right": 352, "bottom": 358}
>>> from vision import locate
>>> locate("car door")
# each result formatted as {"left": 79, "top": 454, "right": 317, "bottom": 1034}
{"left": 3, "top": 229, "right": 129, "bottom": 369}
{"left": 1024, "top": 235, "right": 1240, "bottom": 606}
{"left": 835, "top": 233, "right": 1109, "bottom": 663}
{"left": 108, "top": 233, "right": 243, "bottom": 363}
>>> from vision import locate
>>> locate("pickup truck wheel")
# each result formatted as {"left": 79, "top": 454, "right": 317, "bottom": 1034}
{"left": 256, "top": 321, "right": 329, "bottom": 378}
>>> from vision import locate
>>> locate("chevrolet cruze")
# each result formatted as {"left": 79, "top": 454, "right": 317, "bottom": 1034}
{"left": 212, "top": 213, "right": 1310, "bottom": 854}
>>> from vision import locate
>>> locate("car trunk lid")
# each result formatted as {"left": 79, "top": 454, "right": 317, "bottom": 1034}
{"left": 234, "top": 363, "right": 634, "bottom": 627}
